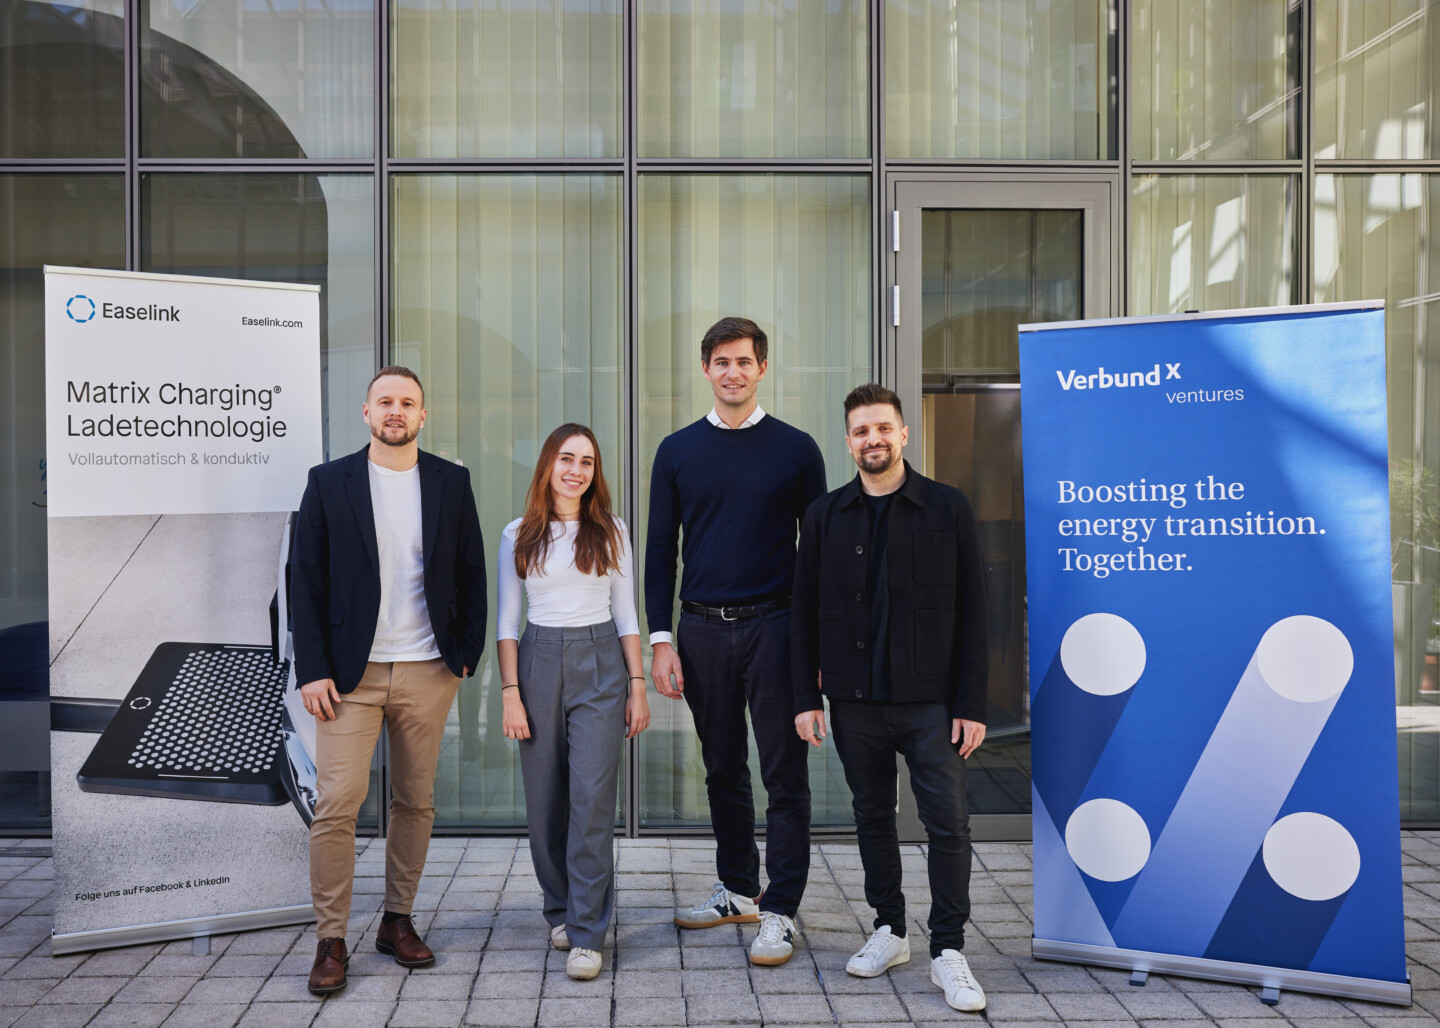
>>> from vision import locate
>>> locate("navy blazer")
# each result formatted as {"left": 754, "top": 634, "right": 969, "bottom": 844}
{"left": 290, "top": 445, "right": 488, "bottom": 693}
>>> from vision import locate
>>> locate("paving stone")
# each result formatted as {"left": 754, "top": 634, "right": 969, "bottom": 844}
{"left": 399, "top": 973, "right": 472, "bottom": 1000}
{"left": 612, "top": 969, "right": 681, "bottom": 998}
{"left": 309, "top": 1001, "right": 392, "bottom": 1027}
{"left": 2, "top": 955, "right": 86, "bottom": 979}
{"left": 680, "top": 968, "right": 751, "bottom": 996}
{"left": 157, "top": 1007, "right": 244, "bottom": 1025}
{"left": 682, "top": 994, "right": 762, "bottom": 1024}
{"left": 828, "top": 993, "right": 910, "bottom": 1021}
{"left": 87, "top": 1003, "right": 173, "bottom": 1027}
{"left": 1188, "top": 992, "right": 1283, "bottom": 1018}
{"left": 35, "top": 975, "right": 126, "bottom": 1004}
{"left": 469, "top": 969, "right": 542, "bottom": 999}
{"left": 477, "top": 948, "right": 546, "bottom": 974}
{"left": 232, "top": 1003, "right": 319, "bottom": 1028}
{"left": 463, "top": 996, "right": 538, "bottom": 1025}
{"left": 252, "top": 975, "right": 313, "bottom": 1002}
{"left": 755, "top": 993, "right": 835, "bottom": 1023}
{"left": 535, "top": 997, "right": 611, "bottom": 1027}
{"left": 74, "top": 949, "right": 162, "bottom": 977}
{"left": 10, "top": 1006, "right": 105, "bottom": 1027}
{"left": 750, "top": 963, "right": 825, "bottom": 994}
{"left": 1047, "top": 992, "right": 1134, "bottom": 1019}
{"left": 611, "top": 996, "right": 686, "bottom": 1026}
{"left": 0, "top": 981, "right": 62, "bottom": 1006}
{"left": 1117, "top": 991, "right": 1206, "bottom": 1019}
{"left": 677, "top": 947, "right": 746, "bottom": 970}
{"left": 183, "top": 976, "right": 266, "bottom": 1004}
{"left": 387, "top": 1000, "right": 468, "bottom": 1027}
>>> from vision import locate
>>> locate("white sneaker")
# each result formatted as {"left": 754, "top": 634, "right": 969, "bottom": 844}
{"left": 674, "top": 882, "right": 760, "bottom": 929}
{"left": 931, "top": 949, "right": 986, "bottom": 1011}
{"left": 846, "top": 925, "right": 910, "bottom": 977}
{"left": 566, "top": 947, "right": 602, "bottom": 980}
{"left": 749, "top": 911, "right": 797, "bottom": 966}
{"left": 550, "top": 924, "right": 570, "bottom": 951}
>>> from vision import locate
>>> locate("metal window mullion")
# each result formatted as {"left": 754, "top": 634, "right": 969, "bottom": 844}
{"left": 1119, "top": 0, "right": 1130, "bottom": 315}
{"left": 376, "top": 0, "right": 389, "bottom": 375}
{"left": 126, "top": 0, "right": 141, "bottom": 272}
{"left": 873, "top": 0, "right": 886, "bottom": 384}
{"left": 1300, "top": 0, "right": 1314, "bottom": 304}
{"left": 624, "top": 0, "right": 640, "bottom": 840}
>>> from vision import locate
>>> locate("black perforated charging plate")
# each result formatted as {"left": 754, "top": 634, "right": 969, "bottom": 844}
{"left": 77, "top": 643, "right": 289, "bottom": 805}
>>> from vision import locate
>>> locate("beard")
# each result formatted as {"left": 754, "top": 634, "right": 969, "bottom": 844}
{"left": 370, "top": 419, "right": 419, "bottom": 447}
{"left": 857, "top": 445, "right": 898, "bottom": 474}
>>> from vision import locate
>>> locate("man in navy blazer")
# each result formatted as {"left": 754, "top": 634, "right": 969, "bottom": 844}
{"left": 290, "top": 366, "right": 486, "bottom": 995}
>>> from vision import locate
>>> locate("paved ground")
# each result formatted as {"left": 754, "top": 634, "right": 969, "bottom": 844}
{"left": 2, "top": 833, "right": 1439, "bottom": 1027}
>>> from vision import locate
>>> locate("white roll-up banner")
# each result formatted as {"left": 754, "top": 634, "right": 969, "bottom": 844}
{"left": 45, "top": 266, "right": 322, "bottom": 953}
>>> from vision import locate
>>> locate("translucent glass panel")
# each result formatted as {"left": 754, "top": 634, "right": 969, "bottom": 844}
{"left": 143, "top": 0, "right": 373, "bottom": 158}
{"left": 1132, "top": 0, "right": 1296, "bottom": 159}
{"left": 637, "top": 174, "right": 870, "bottom": 828}
{"left": 921, "top": 209, "right": 1083, "bottom": 381}
{"left": 638, "top": 1, "right": 868, "bottom": 158}
{"left": 0, "top": 175, "right": 124, "bottom": 831}
{"left": 1315, "top": 0, "right": 1440, "bottom": 159}
{"left": 390, "top": 174, "right": 623, "bottom": 828}
{"left": 1314, "top": 175, "right": 1440, "bottom": 820}
{"left": 1130, "top": 175, "right": 1296, "bottom": 315}
{"left": 142, "top": 175, "right": 376, "bottom": 461}
{"left": 392, "top": 1, "right": 620, "bottom": 159}
{"left": 885, "top": 0, "right": 1112, "bottom": 160}
{"left": 0, "top": 0, "right": 124, "bottom": 158}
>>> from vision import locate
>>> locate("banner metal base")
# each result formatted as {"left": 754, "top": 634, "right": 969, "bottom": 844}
{"left": 52, "top": 904, "right": 314, "bottom": 955}
{"left": 1033, "top": 937, "right": 1412, "bottom": 1007}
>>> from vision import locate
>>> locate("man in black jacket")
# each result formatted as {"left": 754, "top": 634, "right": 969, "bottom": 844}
{"left": 791, "top": 382, "right": 988, "bottom": 1012}
{"left": 291, "top": 366, "right": 487, "bottom": 995}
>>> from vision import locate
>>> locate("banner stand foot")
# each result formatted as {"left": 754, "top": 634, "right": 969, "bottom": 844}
{"left": 1260, "top": 987, "right": 1280, "bottom": 1006}
{"left": 1129, "top": 970, "right": 1148, "bottom": 987}
{"left": 192, "top": 937, "right": 209, "bottom": 957}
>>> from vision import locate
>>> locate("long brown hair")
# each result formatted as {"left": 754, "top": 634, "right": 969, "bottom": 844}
{"left": 513, "top": 424, "right": 624, "bottom": 579}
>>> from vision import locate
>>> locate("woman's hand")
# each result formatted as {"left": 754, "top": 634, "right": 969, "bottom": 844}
{"left": 502, "top": 689, "right": 531, "bottom": 740}
{"left": 625, "top": 683, "right": 651, "bottom": 739}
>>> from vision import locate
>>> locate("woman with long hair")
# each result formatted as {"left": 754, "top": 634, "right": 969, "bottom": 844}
{"left": 496, "top": 423, "right": 649, "bottom": 980}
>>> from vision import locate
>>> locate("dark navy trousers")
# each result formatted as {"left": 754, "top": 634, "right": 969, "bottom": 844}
{"left": 677, "top": 607, "right": 810, "bottom": 916}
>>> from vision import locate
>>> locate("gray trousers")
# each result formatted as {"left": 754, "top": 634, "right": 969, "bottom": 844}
{"left": 516, "top": 620, "right": 627, "bottom": 950}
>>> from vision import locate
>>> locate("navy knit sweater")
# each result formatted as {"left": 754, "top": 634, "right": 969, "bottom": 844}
{"left": 645, "top": 415, "right": 827, "bottom": 633}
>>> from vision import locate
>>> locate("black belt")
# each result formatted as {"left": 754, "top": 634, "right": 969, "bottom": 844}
{"left": 681, "top": 597, "right": 789, "bottom": 621}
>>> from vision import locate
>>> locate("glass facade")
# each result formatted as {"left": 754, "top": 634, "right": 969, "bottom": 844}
{"left": 2, "top": 0, "right": 1438, "bottom": 835}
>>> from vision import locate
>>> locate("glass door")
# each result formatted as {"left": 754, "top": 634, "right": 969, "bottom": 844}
{"left": 891, "top": 176, "right": 1117, "bottom": 840}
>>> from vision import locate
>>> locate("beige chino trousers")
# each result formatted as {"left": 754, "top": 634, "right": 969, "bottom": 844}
{"left": 309, "top": 657, "right": 460, "bottom": 939}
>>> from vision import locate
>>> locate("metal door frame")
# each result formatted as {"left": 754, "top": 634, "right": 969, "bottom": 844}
{"left": 885, "top": 172, "right": 1119, "bottom": 842}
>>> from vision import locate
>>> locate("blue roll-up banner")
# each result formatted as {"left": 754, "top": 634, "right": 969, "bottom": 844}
{"left": 1020, "top": 303, "right": 1409, "bottom": 1004}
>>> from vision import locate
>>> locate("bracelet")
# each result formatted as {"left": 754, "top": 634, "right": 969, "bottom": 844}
{"left": 629, "top": 676, "right": 645, "bottom": 681}
{"left": 502, "top": 684, "right": 519, "bottom": 690}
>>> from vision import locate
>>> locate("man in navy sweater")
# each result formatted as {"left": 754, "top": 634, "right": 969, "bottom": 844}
{"left": 646, "top": 317, "right": 827, "bottom": 966}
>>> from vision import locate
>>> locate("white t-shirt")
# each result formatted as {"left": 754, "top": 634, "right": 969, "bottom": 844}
{"left": 367, "top": 460, "right": 441, "bottom": 662}
{"left": 496, "top": 517, "right": 640, "bottom": 640}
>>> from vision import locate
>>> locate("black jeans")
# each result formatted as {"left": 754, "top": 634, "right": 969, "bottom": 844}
{"left": 829, "top": 698, "right": 972, "bottom": 956}
{"left": 678, "top": 607, "right": 810, "bottom": 916}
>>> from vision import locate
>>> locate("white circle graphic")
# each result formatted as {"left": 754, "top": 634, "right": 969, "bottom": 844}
{"left": 1060, "top": 613, "right": 1146, "bottom": 695}
{"left": 1065, "top": 799, "right": 1152, "bottom": 882}
{"left": 1263, "top": 812, "right": 1360, "bottom": 901}
{"left": 1256, "top": 616, "right": 1353, "bottom": 703}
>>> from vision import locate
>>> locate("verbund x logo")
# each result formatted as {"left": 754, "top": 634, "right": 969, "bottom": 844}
{"left": 66, "top": 295, "right": 97, "bottom": 323}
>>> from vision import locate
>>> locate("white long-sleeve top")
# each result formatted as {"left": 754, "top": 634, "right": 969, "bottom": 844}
{"left": 496, "top": 517, "right": 641, "bottom": 641}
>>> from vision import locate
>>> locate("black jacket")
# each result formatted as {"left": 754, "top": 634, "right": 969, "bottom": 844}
{"left": 791, "top": 461, "right": 988, "bottom": 722}
{"left": 290, "top": 446, "right": 488, "bottom": 693}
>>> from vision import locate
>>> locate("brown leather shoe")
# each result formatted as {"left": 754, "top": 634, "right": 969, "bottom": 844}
{"left": 308, "top": 937, "right": 348, "bottom": 995}
{"left": 375, "top": 913, "right": 435, "bottom": 967}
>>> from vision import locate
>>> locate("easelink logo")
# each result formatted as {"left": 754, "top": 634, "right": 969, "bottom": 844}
{"left": 66, "top": 295, "right": 97, "bottom": 323}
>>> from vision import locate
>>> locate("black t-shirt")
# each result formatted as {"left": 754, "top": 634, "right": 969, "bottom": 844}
{"left": 862, "top": 489, "right": 896, "bottom": 702}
